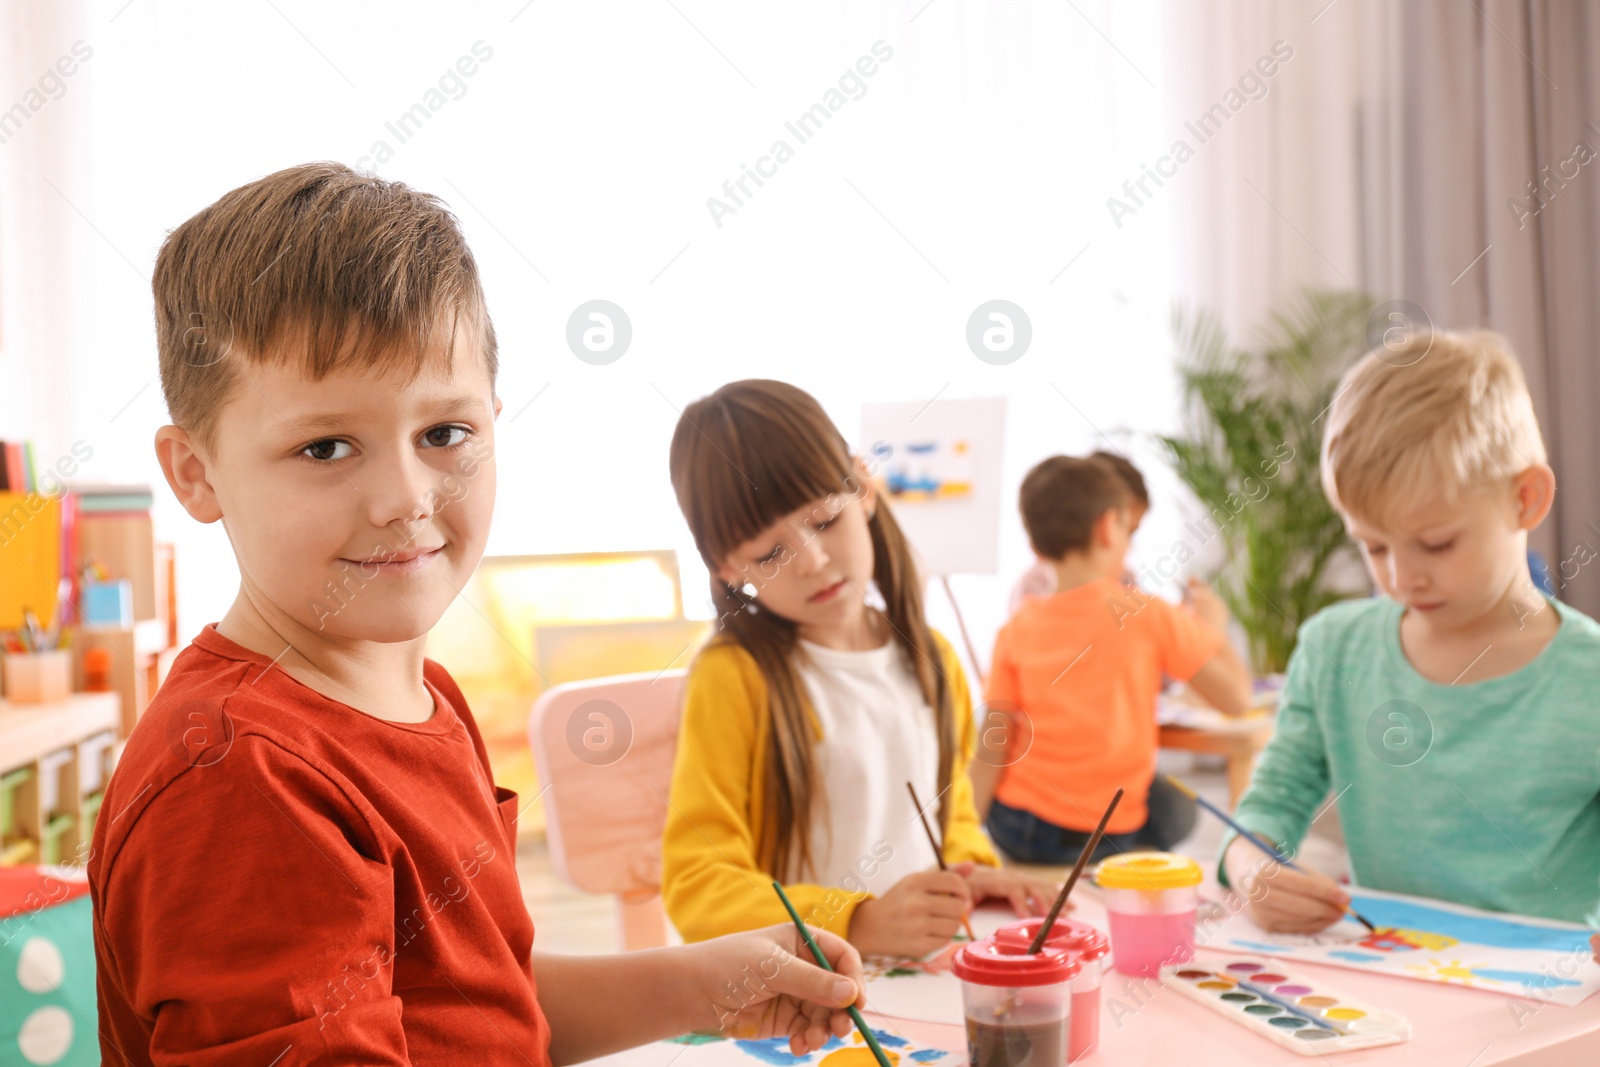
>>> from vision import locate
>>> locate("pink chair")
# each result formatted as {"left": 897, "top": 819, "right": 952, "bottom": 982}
{"left": 528, "top": 669, "right": 686, "bottom": 950}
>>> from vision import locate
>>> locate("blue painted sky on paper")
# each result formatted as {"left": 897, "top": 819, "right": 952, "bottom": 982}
{"left": 1349, "top": 895, "right": 1591, "bottom": 953}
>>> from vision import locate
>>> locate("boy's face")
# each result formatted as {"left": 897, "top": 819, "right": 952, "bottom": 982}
{"left": 715, "top": 470, "right": 878, "bottom": 642}
{"left": 1344, "top": 471, "right": 1546, "bottom": 632}
{"left": 171, "top": 327, "right": 499, "bottom": 645}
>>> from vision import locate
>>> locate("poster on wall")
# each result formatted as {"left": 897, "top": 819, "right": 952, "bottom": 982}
{"left": 858, "top": 398, "right": 1006, "bottom": 577}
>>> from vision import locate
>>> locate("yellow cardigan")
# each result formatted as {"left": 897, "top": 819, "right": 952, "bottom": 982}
{"left": 661, "top": 630, "right": 999, "bottom": 942}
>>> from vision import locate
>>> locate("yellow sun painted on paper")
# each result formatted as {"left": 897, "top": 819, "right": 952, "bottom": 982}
{"left": 822, "top": 1043, "right": 899, "bottom": 1067}
{"left": 1402, "top": 958, "right": 1481, "bottom": 985}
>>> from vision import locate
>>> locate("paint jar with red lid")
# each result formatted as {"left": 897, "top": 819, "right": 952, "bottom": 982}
{"left": 994, "top": 919, "right": 1109, "bottom": 1061}
{"left": 952, "top": 938, "right": 1080, "bottom": 1067}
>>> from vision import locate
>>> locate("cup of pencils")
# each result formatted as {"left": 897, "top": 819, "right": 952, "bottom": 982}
{"left": 3, "top": 600, "right": 74, "bottom": 703}
{"left": 952, "top": 938, "right": 1079, "bottom": 1067}
{"left": 2, "top": 649, "right": 72, "bottom": 703}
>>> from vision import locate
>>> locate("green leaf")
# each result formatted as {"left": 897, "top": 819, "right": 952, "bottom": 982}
{"left": 1155, "top": 287, "right": 1377, "bottom": 672}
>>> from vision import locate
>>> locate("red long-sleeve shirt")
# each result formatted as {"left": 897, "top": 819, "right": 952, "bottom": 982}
{"left": 89, "top": 624, "right": 552, "bottom": 1066}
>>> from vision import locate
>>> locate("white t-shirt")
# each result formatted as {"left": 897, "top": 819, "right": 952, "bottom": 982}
{"left": 792, "top": 636, "right": 945, "bottom": 894}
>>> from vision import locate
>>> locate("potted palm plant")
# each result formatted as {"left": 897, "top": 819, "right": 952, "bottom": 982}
{"left": 1156, "top": 289, "right": 1375, "bottom": 674}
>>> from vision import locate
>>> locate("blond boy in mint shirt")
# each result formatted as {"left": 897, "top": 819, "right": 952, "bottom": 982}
{"left": 1220, "top": 330, "right": 1600, "bottom": 941}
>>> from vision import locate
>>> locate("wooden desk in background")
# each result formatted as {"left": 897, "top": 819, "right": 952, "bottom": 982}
{"left": 1159, "top": 717, "right": 1276, "bottom": 809}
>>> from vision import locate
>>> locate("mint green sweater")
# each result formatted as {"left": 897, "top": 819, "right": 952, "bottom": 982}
{"left": 1222, "top": 596, "right": 1600, "bottom": 927}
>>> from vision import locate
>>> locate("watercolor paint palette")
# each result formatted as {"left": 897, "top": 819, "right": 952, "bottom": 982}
{"left": 1164, "top": 961, "right": 1410, "bottom": 1055}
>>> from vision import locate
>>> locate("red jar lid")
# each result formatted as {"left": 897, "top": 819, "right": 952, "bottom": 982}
{"left": 994, "top": 918, "right": 1110, "bottom": 962}
{"left": 951, "top": 938, "right": 1081, "bottom": 987}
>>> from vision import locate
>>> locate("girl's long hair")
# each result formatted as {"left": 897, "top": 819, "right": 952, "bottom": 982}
{"left": 669, "top": 380, "right": 954, "bottom": 882}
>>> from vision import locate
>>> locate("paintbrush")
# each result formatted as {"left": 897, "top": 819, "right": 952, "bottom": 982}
{"left": 1028, "top": 787, "right": 1124, "bottom": 953}
{"left": 905, "top": 781, "right": 978, "bottom": 942}
{"left": 771, "top": 882, "right": 893, "bottom": 1067}
{"left": 1163, "top": 774, "right": 1378, "bottom": 934}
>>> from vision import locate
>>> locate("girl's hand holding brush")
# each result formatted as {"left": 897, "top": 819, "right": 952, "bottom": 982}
{"left": 848, "top": 870, "right": 973, "bottom": 959}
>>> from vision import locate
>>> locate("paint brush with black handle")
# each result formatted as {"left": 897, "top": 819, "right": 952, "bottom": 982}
{"left": 1028, "top": 787, "right": 1124, "bottom": 953}
{"left": 906, "top": 781, "right": 978, "bottom": 941}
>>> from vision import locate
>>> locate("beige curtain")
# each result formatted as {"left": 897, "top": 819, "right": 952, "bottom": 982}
{"left": 1164, "top": 0, "right": 1600, "bottom": 616}
{"left": 1397, "top": 1, "right": 1600, "bottom": 615}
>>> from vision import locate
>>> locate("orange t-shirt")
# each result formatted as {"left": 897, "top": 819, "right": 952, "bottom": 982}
{"left": 986, "top": 577, "right": 1223, "bottom": 834}
{"left": 89, "top": 624, "right": 552, "bottom": 1066}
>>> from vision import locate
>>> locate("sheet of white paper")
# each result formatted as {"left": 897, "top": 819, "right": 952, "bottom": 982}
{"left": 862, "top": 968, "right": 965, "bottom": 1026}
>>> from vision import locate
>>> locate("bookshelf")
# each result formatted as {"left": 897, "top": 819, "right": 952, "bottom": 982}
{"left": 0, "top": 466, "right": 177, "bottom": 867}
{"left": 69, "top": 499, "right": 178, "bottom": 735}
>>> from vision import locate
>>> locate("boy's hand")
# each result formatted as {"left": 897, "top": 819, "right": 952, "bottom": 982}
{"left": 1224, "top": 835, "right": 1349, "bottom": 934}
{"left": 698, "top": 925, "right": 865, "bottom": 1054}
{"left": 1591, "top": 933, "right": 1599, "bottom": 964}
{"left": 848, "top": 869, "right": 973, "bottom": 958}
{"left": 1185, "top": 576, "right": 1231, "bottom": 632}
{"left": 956, "top": 862, "right": 1056, "bottom": 918}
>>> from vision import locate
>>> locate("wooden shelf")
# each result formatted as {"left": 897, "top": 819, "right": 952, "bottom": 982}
{"left": 0, "top": 691, "right": 122, "bottom": 866}
{"left": 0, "top": 692, "right": 118, "bottom": 767}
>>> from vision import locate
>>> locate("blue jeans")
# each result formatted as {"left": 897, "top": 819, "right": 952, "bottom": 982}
{"left": 985, "top": 777, "right": 1197, "bottom": 865}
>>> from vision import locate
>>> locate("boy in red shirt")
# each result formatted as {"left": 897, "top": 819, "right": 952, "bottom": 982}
{"left": 973, "top": 455, "right": 1253, "bottom": 863}
{"left": 88, "top": 163, "right": 866, "bottom": 1066}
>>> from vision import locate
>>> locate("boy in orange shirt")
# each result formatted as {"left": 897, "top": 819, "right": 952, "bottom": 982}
{"left": 88, "top": 163, "right": 867, "bottom": 1066}
{"left": 1007, "top": 450, "right": 1150, "bottom": 611}
{"left": 974, "top": 455, "right": 1252, "bottom": 863}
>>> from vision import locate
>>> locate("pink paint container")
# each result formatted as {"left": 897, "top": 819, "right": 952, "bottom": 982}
{"left": 952, "top": 938, "right": 1080, "bottom": 1067}
{"left": 1093, "top": 852, "right": 1203, "bottom": 977}
{"left": 994, "top": 918, "right": 1110, "bottom": 1061}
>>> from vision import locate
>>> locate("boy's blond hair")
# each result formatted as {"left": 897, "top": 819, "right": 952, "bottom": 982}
{"left": 1321, "top": 329, "right": 1547, "bottom": 525}
{"left": 154, "top": 162, "right": 496, "bottom": 454}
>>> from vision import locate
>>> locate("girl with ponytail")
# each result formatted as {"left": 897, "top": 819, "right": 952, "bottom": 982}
{"left": 662, "top": 380, "right": 1053, "bottom": 958}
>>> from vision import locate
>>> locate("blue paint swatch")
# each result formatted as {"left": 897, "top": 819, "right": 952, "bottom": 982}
{"left": 732, "top": 1039, "right": 811, "bottom": 1066}
{"left": 733, "top": 1036, "right": 844, "bottom": 1065}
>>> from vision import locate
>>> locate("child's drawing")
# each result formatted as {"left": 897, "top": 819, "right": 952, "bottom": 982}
{"left": 1211, "top": 886, "right": 1598, "bottom": 1005}
{"left": 876, "top": 439, "right": 975, "bottom": 502}
{"left": 654, "top": 1028, "right": 953, "bottom": 1067}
